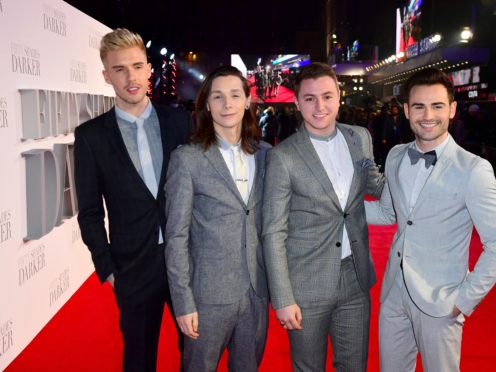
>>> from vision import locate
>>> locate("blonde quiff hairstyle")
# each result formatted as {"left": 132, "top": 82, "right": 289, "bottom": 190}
{"left": 99, "top": 28, "right": 146, "bottom": 62}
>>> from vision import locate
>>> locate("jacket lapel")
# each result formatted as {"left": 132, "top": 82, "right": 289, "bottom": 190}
{"left": 203, "top": 144, "right": 246, "bottom": 206}
{"left": 247, "top": 146, "right": 265, "bottom": 209}
{"left": 338, "top": 124, "right": 364, "bottom": 209}
{"left": 294, "top": 128, "right": 342, "bottom": 210}
{"left": 411, "top": 137, "right": 455, "bottom": 211}
{"left": 104, "top": 108, "right": 155, "bottom": 199}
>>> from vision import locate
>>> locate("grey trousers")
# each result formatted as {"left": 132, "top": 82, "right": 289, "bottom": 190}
{"left": 288, "top": 256, "right": 371, "bottom": 372}
{"left": 379, "top": 269, "right": 465, "bottom": 372}
{"left": 183, "top": 287, "right": 268, "bottom": 372}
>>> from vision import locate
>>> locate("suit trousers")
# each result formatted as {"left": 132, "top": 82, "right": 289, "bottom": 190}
{"left": 114, "top": 244, "right": 183, "bottom": 372}
{"left": 379, "top": 268, "right": 465, "bottom": 372}
{"left": 183, "top": 287, "right": 268, "bottom": 372}
{"left": 288, "top": 256, "right": 370, "bottom": 372}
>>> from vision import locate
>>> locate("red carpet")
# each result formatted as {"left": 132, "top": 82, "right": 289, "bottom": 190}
{"left": 6, "top": 226, "right": 496, "bottom": 371}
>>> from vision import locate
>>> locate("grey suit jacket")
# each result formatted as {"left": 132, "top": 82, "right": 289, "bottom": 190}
{"left": 366, "top": 136, "right": 496, "bottom": 317}
{"left": 262, "top": 124, "right": 384, "bottom": 310}
{"left": 165, "top": 142, "right": 270, "bottom": 317}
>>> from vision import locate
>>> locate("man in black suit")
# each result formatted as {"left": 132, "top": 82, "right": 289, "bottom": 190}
{"left": 74, "top": 28, "right": 193, "bottom": 372}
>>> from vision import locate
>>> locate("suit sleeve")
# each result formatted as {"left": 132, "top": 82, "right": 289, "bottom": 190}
{"left": 165, "top": 149, "right": 197, "bottom": 316}
{"left": 455, "top": 159, "right": 496, "bottom": 315}
{"left": 363, "top": 127, "right": 385, "bottom": 198}
{"left": 74, "top": 126, "right": 114, "bottom": 282}
{"left": 262, "top": 149, "right": 296, "bottom": 309}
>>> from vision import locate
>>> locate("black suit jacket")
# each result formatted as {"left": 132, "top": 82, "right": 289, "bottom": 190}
{"left": 74, "top": 103, "right": 193, "bottom": 295}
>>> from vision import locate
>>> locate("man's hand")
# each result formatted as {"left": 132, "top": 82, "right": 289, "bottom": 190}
{"left": 276, "top": 304, "right": 303, "bottom": 330}
{"left": 176, "top": 312, "right": 199, "bottom": 339}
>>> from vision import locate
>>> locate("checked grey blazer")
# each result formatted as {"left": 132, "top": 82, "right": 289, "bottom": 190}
{"left": 262, "top": 124, "right": 384, "bottom": 310}
{"left": 165, "top": 142, "right": 270, "bottom": 316}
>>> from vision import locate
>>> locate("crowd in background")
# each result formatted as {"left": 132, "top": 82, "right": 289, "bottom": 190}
{"left": 173, "top": 97, "right": 496, "bottom": 172}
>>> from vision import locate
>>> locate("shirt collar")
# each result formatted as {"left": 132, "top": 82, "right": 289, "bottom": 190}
{"left": 306, "top": 125, "right": 338, "bottom": 142}
{"left": 114, "top": 99, "right": 152, "bottom": 124}
{"left": 412, "top": 133, "right": 450, "bottom": 156}
{"left": 216, "top": 134, "right": 241, "bottom": 150}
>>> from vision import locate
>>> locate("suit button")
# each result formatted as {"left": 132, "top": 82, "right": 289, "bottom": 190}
{"left": 336, "top": 242, "right": 341, "bottom": 247}
{"left": 246, "top": 210, "right": 250, "bottom": 215}
{"left": 407, "top": 220, "right": 413, "bottom": 225}
{"left": 397, "top": 252, "right": 401, "bottom": 257}
{"left": 343, "top": 213, "right": 349, "bottom": 218}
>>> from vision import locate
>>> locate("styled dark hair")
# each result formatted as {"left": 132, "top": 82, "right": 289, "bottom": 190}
{"left": 191, "top": 65, "right": 261, "bottom": 154}
{"left": 404, "top": 68, "right": 454, "bottom": 103}
{"left": 295, "top": 62, "right": 339, "bottom": 97}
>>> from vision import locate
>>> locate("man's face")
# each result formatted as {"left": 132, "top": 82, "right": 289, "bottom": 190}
{"left": 404, "top": 84, "right": 456, "bottom": 151}
{"left": 207, "top": 75, "right": 250, "bottom": 137}
{"left": 102, "top": 46, "right": 151, "bottom": 114}
{"left": 295, "top": 76, "right": 340, "bottom": 137}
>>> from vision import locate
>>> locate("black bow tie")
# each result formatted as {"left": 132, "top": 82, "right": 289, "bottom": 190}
{"left": 407, "top": 148, "right": 437, "bottom": 168}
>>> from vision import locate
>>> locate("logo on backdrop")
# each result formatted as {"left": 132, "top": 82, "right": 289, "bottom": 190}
{"left": 0, "top": 209, "right": 12, "bottom": 244}
{"left": 0, "top": 319, "right": 13, "bottom": 358}
{"left": 49, "top": 269, "right": 70, "bottom": 306}
{"left": 43, "top": 3, "right": 67, "bottom": 37}
{"left": 18, "top": 244, "right": 46, "bottom": 286}
{"left": 89, "top": 29, "right": 102, "bottom": 50}
{"left": 0, "top": 98, "right": 7, "bottom": 129}
{"left": 11, "top": 43, "right": 41, "bottom": 76}
{"left": 70, "top": 60, "right": 87, "bottom": 84}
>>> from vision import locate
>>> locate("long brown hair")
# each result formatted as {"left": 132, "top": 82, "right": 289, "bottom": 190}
{"left": 191, "top": 65, "right": 261, "bottom": 154}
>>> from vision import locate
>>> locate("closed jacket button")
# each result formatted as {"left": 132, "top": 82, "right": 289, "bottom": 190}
{"left": 397, "top": 251, "right": 401, "bottom": 257}
{"left": 336, "top": 242, "right": 341, "bottom": 247}
{"left": 407, "top": 220, "right": 413, "bottom": 225}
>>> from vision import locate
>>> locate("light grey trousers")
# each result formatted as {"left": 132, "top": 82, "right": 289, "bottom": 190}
{"left": 379, "top": 269, "right": 465, "bottom": 372}
{"left": 183, "top": 287, "right": 268, "bottom": 372}
{"left": 288, "top": 256, "right": 371, "bottom": 372}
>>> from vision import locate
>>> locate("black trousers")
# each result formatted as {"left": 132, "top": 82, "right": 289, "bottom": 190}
{"left": 114, "top": 245, "right": 183, "bottom": 372}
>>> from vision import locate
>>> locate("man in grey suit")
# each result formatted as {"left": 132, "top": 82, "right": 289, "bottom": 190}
{"left": 165, "top": 65, "right": 269, "bottom": 371}
{"left": 366, "top": 68, "right": 496, "bottom": 371}
{"left": 262, "top": 62, "right": 384, "bottom": 372}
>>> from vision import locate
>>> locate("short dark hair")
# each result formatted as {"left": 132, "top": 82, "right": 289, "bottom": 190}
{"left": 191, "top": 65, "right": 261, "bottom": 154}
{"left": 295, "top": 62, "right": 339, "bottom": 97}
{"left": 404, "top": 68, "right": 454, "bottom": 103}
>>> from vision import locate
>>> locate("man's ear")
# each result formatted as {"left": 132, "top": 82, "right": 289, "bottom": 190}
{"left": 102, "top": 69, "right": 111, "bottom": 85}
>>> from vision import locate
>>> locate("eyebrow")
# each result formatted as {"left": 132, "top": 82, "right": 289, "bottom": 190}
{"left": 302, "top": 91, "right": 334, "bottom": 97}
{"left": 111, "top": 62, "right": 145, "bottom": 69}
{"left": 210, "top": 89, "right": 243, "bottom": 94}
{"left": 411, "top": 101, "right": 446, "bottom": 106}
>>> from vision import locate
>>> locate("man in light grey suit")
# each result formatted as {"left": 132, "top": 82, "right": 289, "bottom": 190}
{"left": 366, "top": 68, "right": 496, "bottom": 371}
{"left": 262, "top": 62, "right": 384, "bottom": 372}
{"left": 165, "top": 66, "right": 269, "bottom": 371}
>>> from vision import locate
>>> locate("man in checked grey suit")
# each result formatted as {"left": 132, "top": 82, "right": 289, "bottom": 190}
{"left": 262, "top": 62, "right": 384, "bottom": 371}
{"left": 165, "top": 66, "right": 269, "bottom": 371}
{"left": 366, "top": 68, "right": 496, "bottom": 371}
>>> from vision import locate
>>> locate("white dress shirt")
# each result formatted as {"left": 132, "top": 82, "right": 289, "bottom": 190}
{"left": 399, "top": 135, "right": 449, "bottom": 213}
{"left": 217, "top": 136, "right": 255, "bottom": 204}
{"left": 310, "top": 128, "right": 354, "bottom": 259}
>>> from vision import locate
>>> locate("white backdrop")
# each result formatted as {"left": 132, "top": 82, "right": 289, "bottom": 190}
{"left": 0, "top": 0, "right": 114, "bottom": 369}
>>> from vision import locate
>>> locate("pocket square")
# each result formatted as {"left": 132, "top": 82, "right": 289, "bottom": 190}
{"left": 359, "top": 158, "right": 374, "bottom": 168}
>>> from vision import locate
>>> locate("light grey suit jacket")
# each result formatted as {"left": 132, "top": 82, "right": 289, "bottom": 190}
{"left": 262, "top": 124, "right": 384, "bottom": 310}
{"left": 165, "top": 142, "right": 270, "bottom": 317}
{"left": 366, "top": 136, "right": 496, "bottom": 317}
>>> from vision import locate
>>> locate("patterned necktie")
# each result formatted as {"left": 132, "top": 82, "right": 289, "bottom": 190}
{"left": 232, "top": 145, "right": 248, "bottom": 203}
{"left": 136, "top": 118, "right": 158, "bottom": 197}
{"left": 407, "top": 148, "right": 437, "bottom": 168}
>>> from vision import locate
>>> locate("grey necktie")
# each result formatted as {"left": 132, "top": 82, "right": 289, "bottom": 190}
{"left": 232, "top": 145, "right": 249, "bottom": 203}
{"left": 136, "top": 118, "right": 158, "bottom": 197}
{"left": 408, "top": 148, "right": 437, "bottom": 168}
{"left": 136, "top": 118, "right": 162, "bottom": 243}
